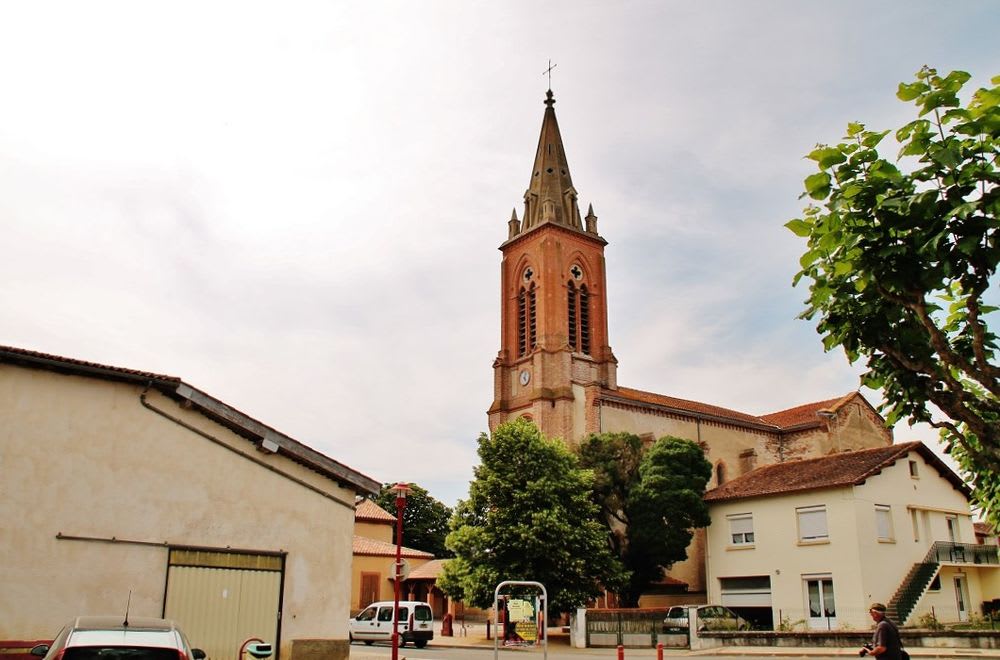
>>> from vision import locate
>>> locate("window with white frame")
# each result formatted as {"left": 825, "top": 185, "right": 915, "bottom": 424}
{"left": 728, "top": 513, "right": 754, "bottom": 546}
{"left": 911, "top": 508, "right": 920, "bottom": 542}
{"left": 909, "top": 459, "right": 919, "bottom": 478}
{"left": 805, "top": 575, "right": 837, "bottom": 623}
{"left": 876, "top": 505, "right": 894, "bottom": 541}
{"left": 797, "top": 505, "right": 829, "bottom": 542}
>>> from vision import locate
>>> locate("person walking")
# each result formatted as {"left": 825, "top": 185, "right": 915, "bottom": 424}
{"left": 861, "top": 602, "right": 903, "bottom": 660}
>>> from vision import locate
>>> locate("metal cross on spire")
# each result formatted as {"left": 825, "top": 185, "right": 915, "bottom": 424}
{"left": 542, "top": 59, "right": 557, "bottom": 90}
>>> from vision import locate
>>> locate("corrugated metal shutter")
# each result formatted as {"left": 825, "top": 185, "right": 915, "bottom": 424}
{"left": 164, "top": 550, "right": 282, "bottom": 660}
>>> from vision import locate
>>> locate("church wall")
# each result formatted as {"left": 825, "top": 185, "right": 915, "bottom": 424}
{"left": 597, "top": 403, "right": 778, "bottom": 592}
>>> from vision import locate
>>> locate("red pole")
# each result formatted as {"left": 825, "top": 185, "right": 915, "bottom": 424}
{"left": 390, "top": 485, "right": 409, "bottom": 660}
{"left": 657, "top": 642, "right": 664, "bottom": 660}
{"left": 617, "top": 644, "right": 625, "bottom": 660}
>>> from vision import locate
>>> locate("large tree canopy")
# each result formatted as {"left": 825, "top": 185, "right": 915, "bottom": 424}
{"left": 577, "top": 432, "right": 712, "bottom": 607}
{"left": 370, "top": 482, "right": 453, "bottom": 557}
{"left": 436, "top": 418, "right": 626, "bottom": 613}
{"left": 787, "top": 67, "right": 999, "bottom": 521}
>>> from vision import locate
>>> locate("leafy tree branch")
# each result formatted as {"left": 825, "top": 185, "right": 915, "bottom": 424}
{"left": 787, "top": 66, "right": 1000, "bottom": 523}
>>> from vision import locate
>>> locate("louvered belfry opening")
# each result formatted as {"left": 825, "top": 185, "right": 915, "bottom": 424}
{"left": 528, "top": 284, "right": 537, "bottom": 351}
{"left": 518, "top": 283, "right": 538, "bottom": 357}
{"left": 518, "top": 287, "right": 527, "bottom": 356}
{"left": 566, "top": 280, "right": 591, "bottom": 355}
{"left": 567, "top": 281, "right": 578, "bottom": 350}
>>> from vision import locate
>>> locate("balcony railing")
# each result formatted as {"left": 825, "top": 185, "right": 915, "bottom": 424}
{"left": 923, "top": 541, "right": 999, "bottom": 565}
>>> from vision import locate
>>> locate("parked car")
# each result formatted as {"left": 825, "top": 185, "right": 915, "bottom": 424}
{"left": 348, "top": 601, "right": 434, "bottom": 648}
{"left": 663, "top": 604, "right": 748, "bottom": 632}
{"left": 31, "top": 616, "right": 205, "bottom": 660}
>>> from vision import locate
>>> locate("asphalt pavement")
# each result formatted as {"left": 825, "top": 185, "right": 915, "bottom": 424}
{"left": 348, "top": 621, "right": 1000, "bottom": 659}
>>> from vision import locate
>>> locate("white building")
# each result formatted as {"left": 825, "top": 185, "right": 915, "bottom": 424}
{"left": 704, "top": 442, "right": 1000, "bottom": 630}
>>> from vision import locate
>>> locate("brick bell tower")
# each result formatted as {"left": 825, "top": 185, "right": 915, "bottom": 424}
{"left": 488, "top": 89, "right": 617, "bottom": 447}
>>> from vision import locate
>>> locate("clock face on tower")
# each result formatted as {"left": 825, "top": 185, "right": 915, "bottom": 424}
{"left": 519, "top": 369, "right": 531, "bottom": 386}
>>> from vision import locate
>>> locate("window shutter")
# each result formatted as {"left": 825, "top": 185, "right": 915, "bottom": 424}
{"left": 798, "top": 507, "right": 828, "bottom": 540}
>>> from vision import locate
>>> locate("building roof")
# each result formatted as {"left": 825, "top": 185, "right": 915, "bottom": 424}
{"left": 705, "top": 441, "right": 970, "bottom": 502}
{"left": 0, "top": 344, "right": 380, "bottom": 497}
{"left": 758, "top": 395, "right": 853, "bottom": 429}
{"left": 352, "top": 535, "right": 435, "bottom": 559}
{"left": 975, "top": 522, "right": 996, "bottom": 537}
{"left": 602, "top": 388, "right": 874, "bottom": 435}
{"left": 356, "top": 499, "right": 396, "bottom": 523}
{"left": 407, "top": 558, "right": 447, "bottom": 580}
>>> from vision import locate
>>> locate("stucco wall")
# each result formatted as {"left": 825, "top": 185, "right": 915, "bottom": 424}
{"left": 355, "top": 520, "right": 392, "bottom": 543}
{"left": 0, "top": 365, "right": 360, "bottom": 659}
{"left": 349, "top": 555, "right": 433, "bottom": 613}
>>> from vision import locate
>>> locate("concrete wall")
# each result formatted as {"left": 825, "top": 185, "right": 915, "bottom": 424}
{"left": 0, "top": 365, "right": 360, "bottom": 660}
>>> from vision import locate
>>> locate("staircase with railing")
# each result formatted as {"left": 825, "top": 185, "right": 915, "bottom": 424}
{"left": 887, "top": 541, "right": 999, "bottom": 625}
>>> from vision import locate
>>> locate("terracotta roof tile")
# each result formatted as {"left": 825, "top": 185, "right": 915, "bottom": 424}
{"left": 609, "top": 387, "right": 767, "bottom": 427}
{"left": 352, "top": 535, "right": 434, "bottom": 559}
{"left": 408, "top": 559, "right": 448, "bottom": 580}
{"left": 355, "top": 499, "right": 395, "bottom": 523}
{"left": 705, "top": 442, "right": 968, "bottom": 502}
{"left": 975, "top": 522, "right": 996, "bottom": 536}
{"left": 758, "top": 396, "right": 849, "bottom": 429}
{"left": 606, "top": 387, "right": 868, "bottom": 433}
{"left": 0, "top": 344, "right": 180, "bottom": 383}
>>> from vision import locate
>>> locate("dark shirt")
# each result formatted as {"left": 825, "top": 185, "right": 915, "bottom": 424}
{"left": 872, "top": 618, "right": 902, "bottom": 660}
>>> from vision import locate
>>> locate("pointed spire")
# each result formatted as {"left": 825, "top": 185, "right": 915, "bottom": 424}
{"left": 508, "top": 208, "right": 521, "bottom": 239}
{"left": 521, "top": 89, "right": 583, "bottom": 232}
{"left": 585, "top": 203, "right": 598, "bottom": 234}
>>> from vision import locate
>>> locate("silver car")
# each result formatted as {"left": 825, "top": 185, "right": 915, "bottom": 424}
{"left": 32, "top": 616, "right": 206, "bottom": 660}
{"left": 663, "top": 604, "right": 748, "bottom": 632}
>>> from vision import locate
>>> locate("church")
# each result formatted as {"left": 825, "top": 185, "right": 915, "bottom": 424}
{"left": 487, "top": 89, "right": 894, "bottom": 602}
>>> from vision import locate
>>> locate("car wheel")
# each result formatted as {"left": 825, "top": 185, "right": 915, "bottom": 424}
{"left": 364, "top": 641, "right": 373, "bottom": 646}
{"left": 415, "top": 640, "right": 427, "bottom": 649}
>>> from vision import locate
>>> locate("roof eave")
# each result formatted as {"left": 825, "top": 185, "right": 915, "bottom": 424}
{"left": 600, "top": 392, "right": 779, "bottom": 434}
{"left": 175, "top": 383, "right": 380, "bottom": 496}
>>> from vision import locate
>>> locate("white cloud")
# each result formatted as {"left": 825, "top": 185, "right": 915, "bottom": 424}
{"left": 1, "top": 0, "right": 996, "bottom": 506}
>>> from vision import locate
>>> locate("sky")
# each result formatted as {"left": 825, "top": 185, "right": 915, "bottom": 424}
{"left": 2, "top": 1, "right": 998, "bottom": 508}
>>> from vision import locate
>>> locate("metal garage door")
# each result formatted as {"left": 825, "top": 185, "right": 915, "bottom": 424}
{"left": 164, "top": 549, "right": 284, "bottom": 660}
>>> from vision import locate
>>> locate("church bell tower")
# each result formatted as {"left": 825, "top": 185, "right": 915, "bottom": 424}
{"left": 488, "top": 89, "right": 617, "bottom": 446}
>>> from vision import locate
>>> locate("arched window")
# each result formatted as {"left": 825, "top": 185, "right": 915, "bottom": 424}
{"left": 716, "top": 462, "right": 726, "bottom": 486}
{"left": 518, "top": 282, "right": 537, "bottom": 357}
{"left": 567, "top": 273, "right": 591, "bottom": 355}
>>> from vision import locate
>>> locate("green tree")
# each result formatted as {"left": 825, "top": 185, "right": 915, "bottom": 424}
{"left": 787, "top": 67, "right": 1000, "bottom": 522}
{"left": 370, "top": 483, "right": 453, "bottom": 557}
{"left": 437, "top": 418, "right": 626, "bottom": 613}
{"left": 577, "top": 433, "right": 712, "bottom": 607}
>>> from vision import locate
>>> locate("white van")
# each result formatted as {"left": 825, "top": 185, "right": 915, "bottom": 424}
{"left": 348, "top": 600, "right": 434, "bottom": 648}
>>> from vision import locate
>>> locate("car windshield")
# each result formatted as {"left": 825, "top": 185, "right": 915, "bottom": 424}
{"left": 414, "top": 607, "right": 432, "bottom": 622}
{"left": 64, "top": 648, "right": 179, "bottom": 660}
{"left": 665, "top": 607, "right": 688, "bottom": 619}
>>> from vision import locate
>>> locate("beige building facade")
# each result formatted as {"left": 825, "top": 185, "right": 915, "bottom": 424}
{"left": 0, "top": 346, "right": 379, "bottom": 660}
{"left": 351, "top": 500, "right": 436, "bottom": 614}
{"left": 488, "top": 89, "right": 895, "bottom": 600}
{"left": 704, "top": 442, "right": 999, "bottom": 629}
